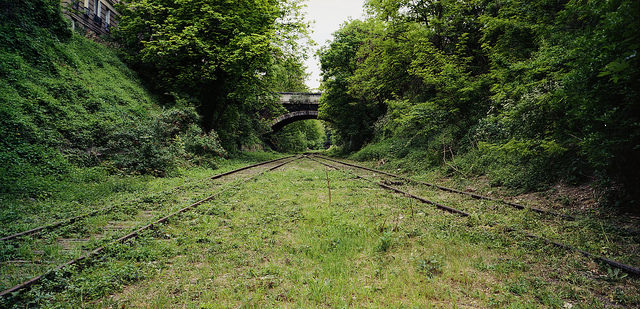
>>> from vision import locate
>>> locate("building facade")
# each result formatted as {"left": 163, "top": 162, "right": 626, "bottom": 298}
{"left": 62, "top": 0, "right": 118, "bottom": 36}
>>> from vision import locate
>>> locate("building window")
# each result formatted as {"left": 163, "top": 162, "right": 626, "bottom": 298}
{"left": 106, "top": 9, "right": 111, "bottom": 25}
{"left": 93, "top": 0, "right": 102, "bottom": 25}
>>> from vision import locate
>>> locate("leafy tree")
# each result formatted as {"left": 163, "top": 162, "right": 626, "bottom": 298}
{"left": 115, "top": 0, "right": 309, "bottom": 150}
{"left": 321, "top": 0, "right": 640, "bottom": 207}
{"left": 318, "top": 20, "right": 387, "bottom": 150}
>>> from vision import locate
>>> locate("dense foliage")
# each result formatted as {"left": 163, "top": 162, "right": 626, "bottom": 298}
{"left": 270, "top": 120, "right": 326, "bottom": 152}
{"left": 115, "top": 0, "right": 314, "bottom": 150}
{"left": 320, "top": 0, "right": 639, "bottom": 206}
{"left": 0, "top": 0, "right": 224, "bottom": 197}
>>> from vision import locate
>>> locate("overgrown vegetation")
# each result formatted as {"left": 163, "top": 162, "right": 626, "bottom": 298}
{"left": 0, "top": 0, "right": 225, "bottom": 197}
{"left": 7, "top": 159, "right": 636, "bottom": 307}
{"left": 114, "top": 0, "right": 320, "bottom": 151}
{"left": 319, "top": 0, "right": 639, "bottom": 208}
{"left": 2, "top": 0, "right": 638, "bottom": 304}
{"left": 0, "top": 152, "right": 284, "bottom": 306}
{"left": 270, "top": 120, "right": 326, "bottom": 152}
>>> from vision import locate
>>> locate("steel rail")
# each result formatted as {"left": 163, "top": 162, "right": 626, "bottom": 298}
{"left": 308, "top": 156, "right": 640, "bottom": 277}
{"left": 0, "top": 156, "right": 300, "bottom": 299}
{"left": 1, "top": 156, "right": 295, "bottom": 242}
{"left": 314, "top": 155, "right": 573, "bottom": 220}
{"left": 307, "top": 156, "right": 469, "bottom": 216}
{"left": 518, "top": 231, "right": 640, "bottom": 276}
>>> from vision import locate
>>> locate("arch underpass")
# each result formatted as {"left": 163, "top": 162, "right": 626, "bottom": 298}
{"left": 271, "top": 110, "right": 319, "bottom": 132}
{"left": 270, "top": 92, "right": 321, "bottom": 132}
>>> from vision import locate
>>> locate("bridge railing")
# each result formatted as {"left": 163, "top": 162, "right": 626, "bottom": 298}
{"left": 279, "top": 92, "right": 321, "bottom": 105}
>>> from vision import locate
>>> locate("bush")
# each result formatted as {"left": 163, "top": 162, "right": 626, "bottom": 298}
{"left": 104, "top": 106, "right": 227, "bottom": 176}
{"left": 104, "top": 119, "right": 176, "bottom": 176}
{"left": 477, "top": 139, "right": 568, "bottom": 190}
{"left": 351, "top": 140, "right": 395, "bottom": 161}
{"left": 179, "top": 124, "right": 226, "bottom": 158}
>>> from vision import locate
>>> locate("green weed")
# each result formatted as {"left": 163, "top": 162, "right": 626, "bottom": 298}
{"left": 416, "top": 255, "right": 445, "bottom": 278}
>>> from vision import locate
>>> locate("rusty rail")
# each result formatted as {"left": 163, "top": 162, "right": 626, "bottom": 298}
{"left": 308, "top": 156, "right": 469, "bottom": 216}
{"left": 0, "top": 156, "right": 300, "bottom": 299}
{"left": 1, "top": 156, "right": 295, "bottom": 242}
{"left": 315, "top": 155, "right": 573, "bottom": 220}
{"left": 308, "top": 156, "right": 640, "bottom": 277}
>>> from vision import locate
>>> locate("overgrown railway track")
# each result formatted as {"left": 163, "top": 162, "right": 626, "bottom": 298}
{"left": 0, "top": 156, "right": 299, "bottom": 301}
{"left": 0, "top": 156, "right": 295, "bottom": 242}
{"left": 307, "top": 155, "right": 640, "bottom": 277}
{"left": 2, "top": 155, "right": 637, "bottom": 306}
{"left": 315, "top": 155, "right": 573, "bottom": 219}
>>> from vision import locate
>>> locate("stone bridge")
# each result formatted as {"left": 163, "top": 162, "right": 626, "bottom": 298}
{"left": 271, "top": 92, "right": 321, "bottom": 132}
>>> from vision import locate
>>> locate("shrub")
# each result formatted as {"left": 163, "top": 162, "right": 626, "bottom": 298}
{"left": 104, "top": 106, "right": 226, "bottom": 176}
{"left": 179, "top": 124, "right": 225, "bottom": 158}
{"left": 351, "top": 140, "right": 395, "bottom": 161}
{"left": 104, "top": 118, "right": 176, "bottom": 176}
{"left": 477, "top": 139, "right": 568, "bottom": 190}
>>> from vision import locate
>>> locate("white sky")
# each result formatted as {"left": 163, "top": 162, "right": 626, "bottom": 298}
{"left": 301, "top": 0, "right": 367, "bottom": 91}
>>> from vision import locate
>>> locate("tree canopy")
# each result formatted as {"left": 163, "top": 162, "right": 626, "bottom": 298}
{"left": 319, "top": 0, "right": 639, "bottom": 205}
{"left": 115, "top": 0, "right": 311, "bottom": 150}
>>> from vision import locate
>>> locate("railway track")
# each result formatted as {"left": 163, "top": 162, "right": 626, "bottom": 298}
{"left": 0, "top": 156, "right": 300, "bottom": 301}
{"left": 314, "top": 155, "right": 573, "bottom": 219}
{"left": 317, "top": 153, "right": 640, "bottom": 239}
{"left": 2, "top": 155, "right": 637, "bottom": 305}
{"left": 1, "top": 156, "right": 296, "bottom": 290}
{"left": 1, "top": 156, "right": 296, "bottom": 242}
{"left": 307, "top": 155, "right": 640, "bottom": 277}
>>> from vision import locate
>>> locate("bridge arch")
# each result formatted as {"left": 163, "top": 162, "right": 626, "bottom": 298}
{"left": 270, "top": 92, "right": 322, "bottom": 132}
{"left": 271, "top": 110, "right": 319, "bottom": 132}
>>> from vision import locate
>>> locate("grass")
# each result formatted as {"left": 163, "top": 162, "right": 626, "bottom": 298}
{"left": 323, "top": 156, "right": 640, "bottom": 267}
{"left": 0, "top": 28, "right": 164, "bottom": 196}
{"left": 0, "top": 152, "right": 283, "bottom": 295}
{"left": 0, "top": 152, "right": 282, "bottom": 237}
{"left": 2, "top": 157, "right": 639, "bottom": 307}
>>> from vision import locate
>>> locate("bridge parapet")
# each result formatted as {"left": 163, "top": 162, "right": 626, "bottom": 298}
{"left": 279, "top": 92, "right": 321, "bottom": 105}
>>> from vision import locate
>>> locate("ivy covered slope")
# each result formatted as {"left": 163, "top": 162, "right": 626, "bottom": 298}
{"left": 0, "top": 0, "right": 224, "bottom": 197}
{"left": 319, "top": 0, "right": 639, "bottom": 207}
